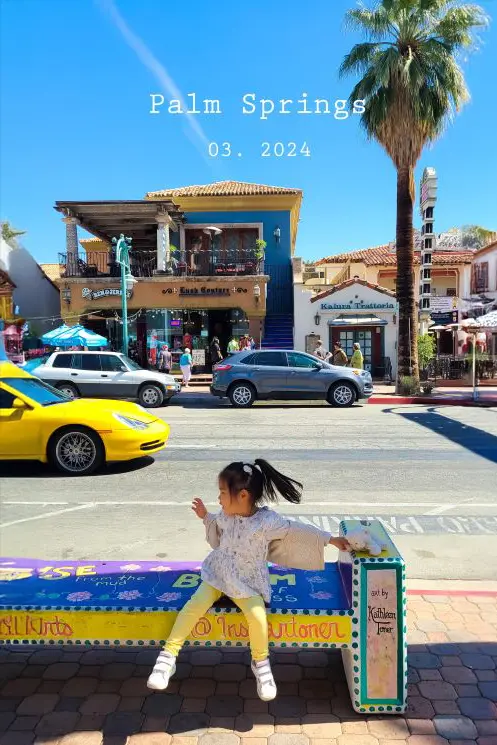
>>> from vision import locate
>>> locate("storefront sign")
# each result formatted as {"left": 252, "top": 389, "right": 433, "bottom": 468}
{"left": 320, "top": 301, "right": 395, "bottom": 311}
{"left": 431, "top": 311, "right": 458, "bottom": 325}
{"left": 192, "top": 349, "right": 206, "bottom": 366}
{"left": 430, "top": 296, "right": 458, "bottom": 313}
{"left": 179, "top": 287, "right": 231, "bottom": 296}
{"left": 82, "top": 287, "right": 132, "bottom": 301}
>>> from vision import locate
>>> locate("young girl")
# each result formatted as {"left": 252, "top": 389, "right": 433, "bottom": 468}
{"left": 147, "top": 459, "right": 350, "bottom": 701}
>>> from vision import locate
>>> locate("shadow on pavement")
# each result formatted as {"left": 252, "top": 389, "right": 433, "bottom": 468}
{"left": 0, "top": 456, "right": 155, "bottom": 479}
{"left": 382, "top": 405, "right": 497, "bottom": 465}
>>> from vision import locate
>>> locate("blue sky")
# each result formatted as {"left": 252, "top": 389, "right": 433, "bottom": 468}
{"left": 1, "top": 0, "right": 496, "bottom": 264}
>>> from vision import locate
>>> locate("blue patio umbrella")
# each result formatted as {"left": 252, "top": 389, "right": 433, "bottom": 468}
{"left": 53, "top": 324, "right": 108, "bottom": 348}
{"left": 40, "top": 324, "right": 69, "bottom": 344}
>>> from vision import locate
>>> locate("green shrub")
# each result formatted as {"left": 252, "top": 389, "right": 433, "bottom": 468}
{"left": 399, "top": 376, "right": 420, "bottom": 396}
{"left": 418, "top": 334, "right": 436, "bottom": 370}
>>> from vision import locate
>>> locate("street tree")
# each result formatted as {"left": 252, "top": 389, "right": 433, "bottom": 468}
{"left": 340, "top": 0, "right": 488, "bottom": 386}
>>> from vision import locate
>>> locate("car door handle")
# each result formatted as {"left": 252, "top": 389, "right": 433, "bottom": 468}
{"left": 101, "top": 374, "right": 109, "bottom": 378}
{"left": 70, "top": 373, "right": 78, "bottom": 376}
{"left": 289, "top": 371, "right": 298, "bottom": 375}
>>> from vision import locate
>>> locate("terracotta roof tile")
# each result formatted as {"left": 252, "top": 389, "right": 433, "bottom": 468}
{"left": 310, "top": 278, "right": 396, "bottom": 303}
{"left": 146, "top": 180, "right": 302, "bottom": 198}
{"left": 40, "top": 263, "right": 63, "bottom": 281}
{"left": 316, "top": 245, "right": 473, "bottom": 267}
{"left": 0, "top": 268, "right": 16, "bottom": 288}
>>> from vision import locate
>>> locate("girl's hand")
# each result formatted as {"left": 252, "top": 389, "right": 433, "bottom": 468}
{"left": 192, "top": 498, "right": 207, "bottom": 519}
{"left": 329, "top": 537, "right": 351, "bottom": 552}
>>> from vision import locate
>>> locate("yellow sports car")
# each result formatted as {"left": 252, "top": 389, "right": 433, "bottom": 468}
{"left": 0, "top": 360, "right": 170, "bottom": 475}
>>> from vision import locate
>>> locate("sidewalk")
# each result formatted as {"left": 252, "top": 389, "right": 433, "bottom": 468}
{"left": 1, "top": 590, "right": 496, "bottom": 745}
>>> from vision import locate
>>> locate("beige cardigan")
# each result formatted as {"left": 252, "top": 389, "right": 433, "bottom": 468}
{"left": 204, "top": 513, "right": 332, "bottom": 572}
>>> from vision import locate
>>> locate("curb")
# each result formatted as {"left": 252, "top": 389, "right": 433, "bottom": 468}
{"left": 368, "top": 396, "right": 496, "bottom": 407}
{"left": 408, "top": 588, "right": 497, "bottom": 597}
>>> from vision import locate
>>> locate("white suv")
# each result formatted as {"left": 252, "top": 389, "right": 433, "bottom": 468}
{"left": 35, "top": 351, "right": 180, "bottom": 408}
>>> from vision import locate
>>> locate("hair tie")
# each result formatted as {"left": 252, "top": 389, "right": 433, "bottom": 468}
{"left": 243, "top": 464, "right": 253, "bottom": 475}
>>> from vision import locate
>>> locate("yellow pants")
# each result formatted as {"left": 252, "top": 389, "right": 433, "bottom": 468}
{"left": 164, "top": 582, "right": 268, "bottom": 662}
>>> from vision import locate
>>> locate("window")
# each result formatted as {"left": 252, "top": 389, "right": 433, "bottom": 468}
{"left": 287, "top": 352, "right": 319, "bottom": 369}
{"left": 472, "top": 262, "right": 489, "bottom": 293}
{"left": 100, "top": 355, "right": 126, "bottom": 372}
{"left": 2, "top": 378, "right": 67, "bottom": 406}
{"left": 446, "top": 288, "right": 457, "bottom": 297}
{"left": 252, "top": 352, "right": 287, "bottom": 367}
{"left": 52, "top": 354, "right": 73, "bottom": 368}
{"left": 239, "top": 353, "right": 257, "bottom": 365}
{"left": 80, "top": 355, "right": 101, "bottom": 371}
{"left": 424, "top": 238, "right": 432, "bottom": 249}
{"left": 0, "top": 388, "right": 16, "bottom": 408}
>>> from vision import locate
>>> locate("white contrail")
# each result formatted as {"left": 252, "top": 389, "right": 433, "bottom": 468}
{"left": 96, "top": 0, "right": 210, "bottom": 158}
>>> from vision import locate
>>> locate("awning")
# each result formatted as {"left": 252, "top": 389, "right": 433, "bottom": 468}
{"left": 328, "top": 314, "right": 388, "bottom": 327}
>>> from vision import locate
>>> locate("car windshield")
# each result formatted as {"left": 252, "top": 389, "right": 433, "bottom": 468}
{"left": 2, "top": 377, "right": 69, "bottom": 406}
{"left": 122, "top": 356, "right": 143, "bottom": 371}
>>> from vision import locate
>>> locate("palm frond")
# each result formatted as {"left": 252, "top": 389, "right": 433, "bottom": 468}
{"left": 339, "top": 42, "right": 384, "bottom": 78}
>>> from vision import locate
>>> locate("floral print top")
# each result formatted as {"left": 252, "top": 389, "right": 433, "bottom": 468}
{"left": 201, "top": 508, "right": 328, "bottom": 603}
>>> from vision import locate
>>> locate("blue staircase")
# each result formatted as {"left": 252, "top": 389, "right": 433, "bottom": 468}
{"left": 262, "top": 314, "right": 294, "bottom": 350}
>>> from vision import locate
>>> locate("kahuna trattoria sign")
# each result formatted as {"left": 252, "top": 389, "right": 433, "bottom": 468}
{"left": 320, "top": 299, "right": 395, "bottom": 311}
{"left": 82, "top": 287, "right": 133, "bottom": 301}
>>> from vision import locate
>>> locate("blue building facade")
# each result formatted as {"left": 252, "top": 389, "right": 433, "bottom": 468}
{"left": 148, "top": 181, "right": 302, "bottom": 349}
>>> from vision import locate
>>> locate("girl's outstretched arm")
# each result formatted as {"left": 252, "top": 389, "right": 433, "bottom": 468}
{"left": 330, "top": 536, "right": 350, "bottom": 552}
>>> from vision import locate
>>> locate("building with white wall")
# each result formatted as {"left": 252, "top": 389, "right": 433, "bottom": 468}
{"left": 0, "top": 237, "right": 60, "bottom": 335}
{"left": 294, "top": 277, "right": 399, "bottom": 379}
{"left": 471, "top": 239, "right": 497, "bottom": 306}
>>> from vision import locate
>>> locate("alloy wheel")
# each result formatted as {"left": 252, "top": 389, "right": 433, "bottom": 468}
{"left": 55, "top": 431, "right": 97, "bottom": 473}
{"left": 333, "top": 384, "right": 354, "bottom": 406}
{"left": 232, "top": 385, "right": 253, "bottom": 406}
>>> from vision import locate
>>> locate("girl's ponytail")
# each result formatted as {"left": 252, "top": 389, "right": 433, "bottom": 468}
{"left": 253, "top": 459, "right": 302, "bottom": 505}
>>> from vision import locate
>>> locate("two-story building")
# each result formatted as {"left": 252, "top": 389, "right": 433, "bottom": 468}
{"left": 471, "top": 238, "right": 497, "bottom": 308}
{"left": 294, "top": 243, "right": 474, "bottom": 376}
{"left": 53, "top": 181, "right": 302, "bottom": 368}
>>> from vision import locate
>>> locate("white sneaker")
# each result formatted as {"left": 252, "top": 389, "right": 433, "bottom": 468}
{"left": 251, "top": 659, "right": 277, "bottom": 701}
{"left": 147, "top": 650, "right": 176, "bottom": 691}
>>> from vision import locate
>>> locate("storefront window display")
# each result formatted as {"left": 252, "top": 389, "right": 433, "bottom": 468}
{"left": 105, "top": 308, "right": 249, "bottom": 373}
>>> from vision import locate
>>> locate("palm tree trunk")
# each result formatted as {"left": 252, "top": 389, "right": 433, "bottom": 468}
{"left": 395, "top": 165, "right": 419, "bottom": 387}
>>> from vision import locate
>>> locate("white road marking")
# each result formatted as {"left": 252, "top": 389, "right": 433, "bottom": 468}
{"left": 0, "top": 504, "right": 94, "bottom": 528}
{"left": 424, "top": 498, "right": 478, "bottom": 516}
{"left": 3, "top": 500, "right": 497, "bottom": 508}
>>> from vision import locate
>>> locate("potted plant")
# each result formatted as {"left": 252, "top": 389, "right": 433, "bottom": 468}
{"left": 254, "top": 239, "right": 267, "bottom": 272}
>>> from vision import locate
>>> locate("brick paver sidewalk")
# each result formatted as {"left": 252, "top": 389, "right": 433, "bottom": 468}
{"left": 1, "top": 593, "right": 496, "bottom": 745}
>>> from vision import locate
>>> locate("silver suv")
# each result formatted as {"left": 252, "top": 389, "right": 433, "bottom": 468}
{"left": 35, "top": 351, "right": 180, "bottom": 408}
{"left": 211, "top": 349, "right": 373, "bottom": 407}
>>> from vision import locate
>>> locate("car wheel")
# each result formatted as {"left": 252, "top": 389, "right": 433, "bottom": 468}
{"left": 328, "top": 382, "right": 356, "bottom": 408}
{"left": 229, "top": 382, "right": 256, "bottom": 408}
{"left": 139, "top": 384, "right": 164, "bottom": 408}
{"left": 55, "top": 382, "right": 79, "bottom": 399}
{"left": 49, "top": 426, "right": 104, "bottom": 476}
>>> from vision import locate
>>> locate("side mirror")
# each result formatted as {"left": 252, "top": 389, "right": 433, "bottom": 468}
{"left": 120, "top": 365, "right": 128, "bottom": 372}
{"left": 12, "top": 397, "right": 28, "bottom": 410}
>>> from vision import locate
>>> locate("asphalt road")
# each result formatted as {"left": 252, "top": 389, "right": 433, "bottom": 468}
{"left": 1, "top": 400, "right": 497, "bottom": 581}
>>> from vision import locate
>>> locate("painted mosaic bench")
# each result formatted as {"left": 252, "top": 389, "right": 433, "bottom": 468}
{"left": 0, "top": 519, "right": 407, "bottom": 714}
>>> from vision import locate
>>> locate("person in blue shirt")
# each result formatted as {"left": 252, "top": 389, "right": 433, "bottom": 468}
{"left": 179, "top": 348, "right": 193, "bottom": 387}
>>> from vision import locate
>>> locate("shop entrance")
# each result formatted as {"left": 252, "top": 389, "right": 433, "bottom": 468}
{"left": 330, "top": 326, "right": 384, "bottom": 377}
{"left": 208, "top": 309, "right": 232, "bottom": 357}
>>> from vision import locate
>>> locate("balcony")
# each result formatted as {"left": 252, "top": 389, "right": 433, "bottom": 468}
{"left": 59, "top": 248, "right": 264, "bottom": 280}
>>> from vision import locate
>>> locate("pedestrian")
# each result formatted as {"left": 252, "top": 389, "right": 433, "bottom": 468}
{"left": 159, "top": 344, "right": 172, "bottom": 373}
{"left": 227, "top": 337, "right": 239, "bottom": 354}
{"left": 180, "top": 347, "right": 192, "bottom": 387}
{"left": 147, "top": 459, "right": 350, "bottom": 700}
{"left": 332, "top": 342, "right": 348, "bottom": 366}
{"left": 314, "top": 340, "right": 327, "bottom": 361}
{"left": 210, "top": 336, "right": 223, "bottom": 369}
{"left": 350, "top": 342, "right": 364, "bottom": 369}
{"left": 249, "top": 336, "right": 256, "bottom": 350}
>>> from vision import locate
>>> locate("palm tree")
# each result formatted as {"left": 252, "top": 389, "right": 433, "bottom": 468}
{"left": 340, "top": 0, "right": 488, "bottom": 385}
{"left": 1, "top": 221, "right": 26, "bottom": 244}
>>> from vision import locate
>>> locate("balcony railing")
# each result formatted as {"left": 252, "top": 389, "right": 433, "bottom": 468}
{"left": 59, "top": 249, "right": 265, "bottom": 279}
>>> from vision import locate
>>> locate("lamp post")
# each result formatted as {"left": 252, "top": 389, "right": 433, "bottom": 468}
{"left": 461, "top": 317, "right": 481, "bottom": 402}
{"left": 112, "top": 234, "right": 136, "bottom": 355}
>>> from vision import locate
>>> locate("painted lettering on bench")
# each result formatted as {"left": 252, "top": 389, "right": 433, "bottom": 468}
{"left": 38, "top": 565, "right": 97, "bottom": 580}
{"left": 0, "top": 613, "right": 73, "bottom": 638}
{"left": 172, "top": 573, "right": 201, "bottom": 588}
{"left": 366, "top": 569, "right": 398, "bottom": 699}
